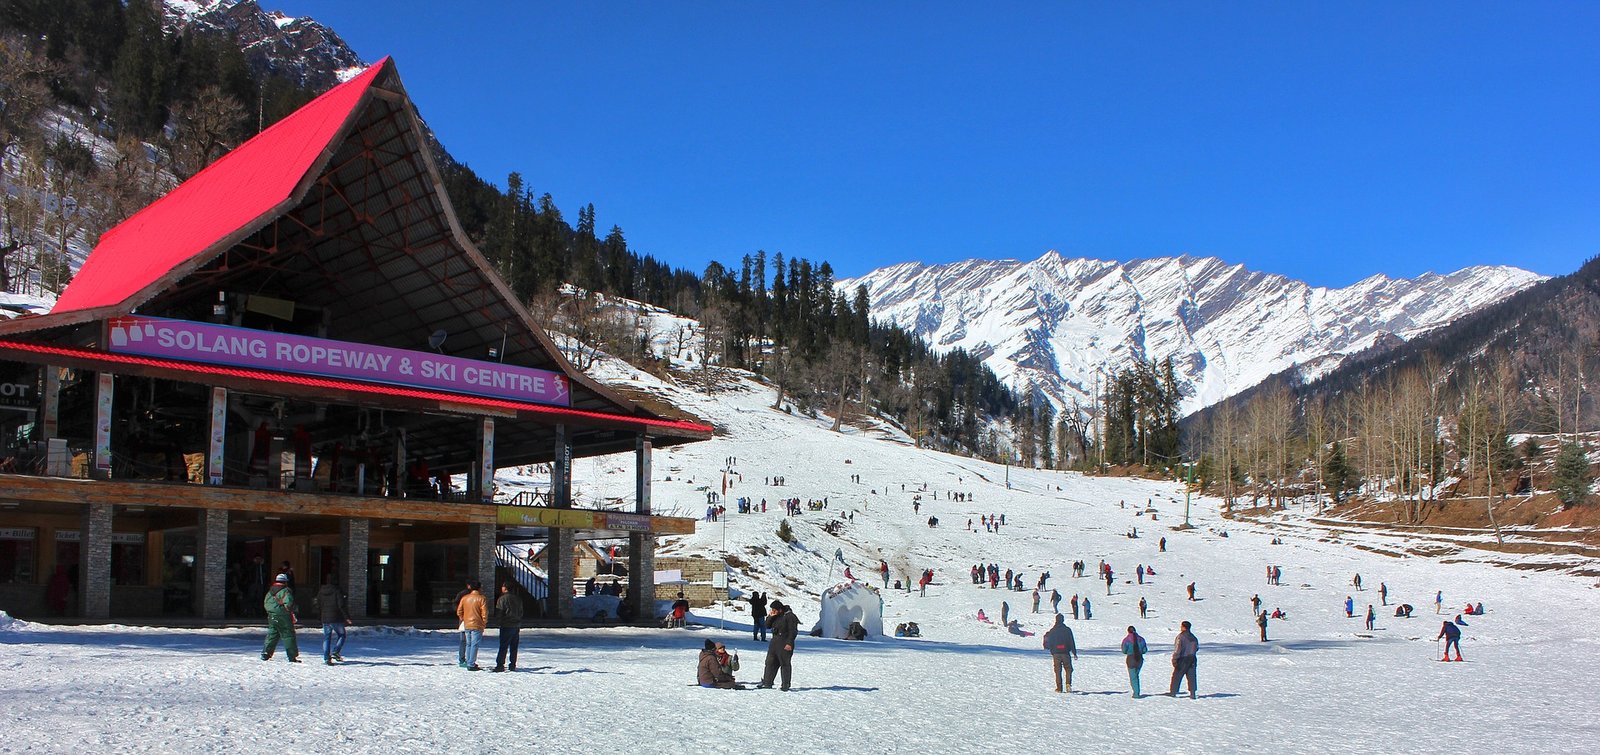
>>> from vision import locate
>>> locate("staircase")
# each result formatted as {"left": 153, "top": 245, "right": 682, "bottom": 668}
{"left": 495, "top": 544, "right": 548, "bottom": 605}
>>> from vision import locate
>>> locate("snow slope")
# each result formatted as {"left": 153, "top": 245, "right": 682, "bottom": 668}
{"left": 842, "top": 252, "right": 1544, "bottom": 414}
{"left": 4, "top": 351, "right": 1598, "bottom": 752}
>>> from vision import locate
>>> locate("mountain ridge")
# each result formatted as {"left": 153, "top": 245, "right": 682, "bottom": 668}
{"left": 843, "top": 251, "right": 1544, "bottom": 416}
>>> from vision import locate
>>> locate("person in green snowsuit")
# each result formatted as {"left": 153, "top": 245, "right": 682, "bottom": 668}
{"left": 261, "top": 573, "right": 301, "bottom": 662}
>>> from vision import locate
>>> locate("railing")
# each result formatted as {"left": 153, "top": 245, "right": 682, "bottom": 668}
{"left": 495, "top": 544, "right": 548, "bottom": 601}
{"left": 503, "top": 490, "right": 551, "bottom": 507}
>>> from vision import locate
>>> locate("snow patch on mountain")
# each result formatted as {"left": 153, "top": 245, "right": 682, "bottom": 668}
{"left": 843, "top": 252, "right": 1544, "bottom": 415}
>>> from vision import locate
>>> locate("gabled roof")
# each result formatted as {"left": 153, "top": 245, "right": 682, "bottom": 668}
{"left": 51, "top": 61, "right": 388, "bottom": 318}
{"left": 0, "top": 58, "right": 708, "bottom": 441}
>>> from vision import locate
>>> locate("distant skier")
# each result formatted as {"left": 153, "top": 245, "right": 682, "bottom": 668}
{"left": 1257, "top": 611, "right": 1268, "bottom": 642}
{"left": 1122, "top": 625, "right": 1148, "bottom": 698}
{"left": 1042, "top": 614, "right": 1079, "bottom": 693}
{"left": 1437, "top": 620, "right": 1463, "bottom": 661}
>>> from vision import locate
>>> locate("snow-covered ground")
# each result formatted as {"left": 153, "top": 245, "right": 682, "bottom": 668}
{"left": 3, "top": 356, "right": 1598, "bottom": 753}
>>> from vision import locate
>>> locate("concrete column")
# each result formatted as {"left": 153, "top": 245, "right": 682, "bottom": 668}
{"left": 547, "top": 424, "right": 573, "bottom": 619}
{"left": 207, "top": 387, "right": 227, "bottom": 485}
{"left": 477, "top": 418, "right": 495, "bottom": 502}
{"left": 93, "top": 373, "right": 113, "bottom": 478}
{"left": 41, "top": 367, "right": 60, "bottom": 439}
{"left": 468, "top": 523, "right": 497, "bottom": 602}
{"left": 194, "top": 508, "right": 229, "bottom": 619}
{"left": 340, "top": 518, "right": 369, "bottom": 618}
{"left": 79, "top": 503, "right": 113, "bottom": 619}
{"left": 629, "top": 434, "right": 654, "bottom": 622}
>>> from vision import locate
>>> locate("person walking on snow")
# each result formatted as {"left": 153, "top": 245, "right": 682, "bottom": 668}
{"left": 1083, "top": 597, "right": 1092, "bottom": 620}
{"left": 1136, "top": 564, "right": 1144, "bottom": 585}
{"left": 1353, "top": 573, "right": 1362, "bottom": 591}
{"left": 314, "top": 575, "right": 351, "bottom": 665}
{"left": 1435, "top": 590, "right": 1443, "bottom": 614}
{"left": 1042, "top": 613, "right": 1079, "bottom": 693}
{"left": 1186, "top": 582, "right": 1196, "bottom": 601}
{"left": 1122, "top": 625, "right": 1148, "bottom": 697}
{"left": 1437, "top": 620, "right": 1463, "bottom": 661}
{"left": 1031, "top": 589, "right": 1041, "bottom": 613}
{"left": 1345, "top": 596, "right": 1354, "bottom": 618}
{"left": 1365, "top": 604, "right": 1376, "bottom": 631}
{"left": 1104, "top": 569, "right": 1114, "bottom": 595}
{"left": 1050, "top": 589, "right": 1061, "bottom": 613}
{"left": 1251, "top": 594, "right": 1261, "bottom": 615}
{"left": 1256, "top": 610, "right": 1268, "bottom": 642}
{"left": 1169, "top": 621, "right": 1199, "bottom": 698}
{"left": 1379, "top": 582, "right": 1388, "bottom": 606}
{"left": 261, "top": 572, "right": 300, "bottom": 662}
{"left": 1139, "top": 597, "right": 1148, "bottom": 619}
{"left": 1071, "top": 594, "right": 1079, "bottom": 620}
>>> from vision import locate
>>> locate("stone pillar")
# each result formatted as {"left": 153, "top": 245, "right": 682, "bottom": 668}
{"left": 629, "top": 434, "right": 655, "bottom": 622}
{"left": 468, "top": 523, "right": 497, "bottom": 601}
{"left": 340, "top": 518, "right": 370, "bottom": 619}
{"left": 547, "top": 424, "right": 573, "bottom": 619}
{"left": 194, "top": 508, "right": 229, "bottom": 619}
{"left": 79, "top": 503, "right": 113, "bottom": 619}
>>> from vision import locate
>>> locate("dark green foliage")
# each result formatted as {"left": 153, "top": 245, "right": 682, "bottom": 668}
{"left": 1323, "top": 442, "right": 1359, "bottom": 502}
{"left": 1553, "top": 442, "right": 1592, "bottom": 509}
{"left": 1100, "top": 357, "right": 1183, "bottom": 467}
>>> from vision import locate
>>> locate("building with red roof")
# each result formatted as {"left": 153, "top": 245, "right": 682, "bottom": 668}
{"left": 0, "top": 59, "right": 708, "bottom": 623}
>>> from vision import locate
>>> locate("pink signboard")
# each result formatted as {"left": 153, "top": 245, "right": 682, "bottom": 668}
{"left": 107, "top": 316, "right": 570, "bottom": 407}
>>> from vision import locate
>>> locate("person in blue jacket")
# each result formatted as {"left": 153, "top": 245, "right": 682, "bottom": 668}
{"left": 1345, "top": 595, "right": 1354, "bottom": 618}
{"left": 1121, "top": 625, "right": 1148, "bottom": 697}
{"left": 1437, "top": 620, "right": 1463, "bottom": 661}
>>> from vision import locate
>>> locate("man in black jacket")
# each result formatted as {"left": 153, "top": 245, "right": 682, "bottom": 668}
{"left": 493, "top": 582, "right": 524, "bottom": 672}
{"left": 758, "top": 600, "right": 800, "bottom": 691}
{"left": 748, "top": 591, "right": 768, "bottom": 641}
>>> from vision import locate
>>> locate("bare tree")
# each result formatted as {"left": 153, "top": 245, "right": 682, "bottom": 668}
{"left": 167, "top": 85, "right": 247, "bottom": 178}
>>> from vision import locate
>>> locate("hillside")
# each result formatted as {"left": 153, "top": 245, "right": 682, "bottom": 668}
{"left": 5, "top": 324, "right": 1598, "bottom": 752}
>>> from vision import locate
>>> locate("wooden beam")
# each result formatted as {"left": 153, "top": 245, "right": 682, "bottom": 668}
{"left": 0, "top": 474, "right": 495, "bottom": 524}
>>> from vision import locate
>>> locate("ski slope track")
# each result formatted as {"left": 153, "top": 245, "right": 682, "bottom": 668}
{"left": 2, "top": 349, "right": 1596, "bottom": 754}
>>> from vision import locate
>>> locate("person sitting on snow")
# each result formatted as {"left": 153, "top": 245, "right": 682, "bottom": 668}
{"left": 697, "top": 639, "right": 737, "bottom": 688}
{"left": 977, "top": 609, "right": 990, "bottom": 623}
{"left": 1270, "top": 608, "right": 1286, "bottom": 619}
{"left": 1454, "top": 613, "right": 1469, "bottom": 627}
{"left": 1475, "top": 602, "right": 1484, "bottom": 615}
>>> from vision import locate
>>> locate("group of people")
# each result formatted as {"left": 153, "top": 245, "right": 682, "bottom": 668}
{"left": 700, "top": 600, "right": 801, "bottom": 690}
{"left": 258, "top": 572, "right": 353, "bottom": 666}
{"left": 1041, "top": 616, "right": 1200, "bottom": 699}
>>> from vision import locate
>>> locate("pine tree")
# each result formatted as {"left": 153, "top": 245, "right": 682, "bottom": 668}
{"left": 1324, "top": 441, "right": 1358, "bottom": 503}
{"left": 109, "top": 0, "right": 173, "bottom": 136}
{"left": 1553, "top": 442, "right": 1592, "bottom": 509}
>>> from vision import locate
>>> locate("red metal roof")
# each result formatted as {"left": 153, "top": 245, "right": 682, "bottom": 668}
{"left": 50, "top": 61, "right": 390, "bottom": 315}
{"left": 0, "top": 339, "right": 713, "bottom": 437}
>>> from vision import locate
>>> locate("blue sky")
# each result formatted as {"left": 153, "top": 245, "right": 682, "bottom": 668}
{"left": 278, "top": 2, "right": 1600, "bottom": 286}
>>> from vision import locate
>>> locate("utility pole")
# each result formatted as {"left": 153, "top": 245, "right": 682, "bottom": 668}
{"left": 1183, "top": 460, "right": 1194, "bottom": 529}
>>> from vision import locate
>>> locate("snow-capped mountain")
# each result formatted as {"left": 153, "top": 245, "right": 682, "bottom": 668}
{"left": 843, "top": 252, "right": 1545, "bottom": 415}
{"left": 162, "top": 0, "right": 366, "bottom": 90}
